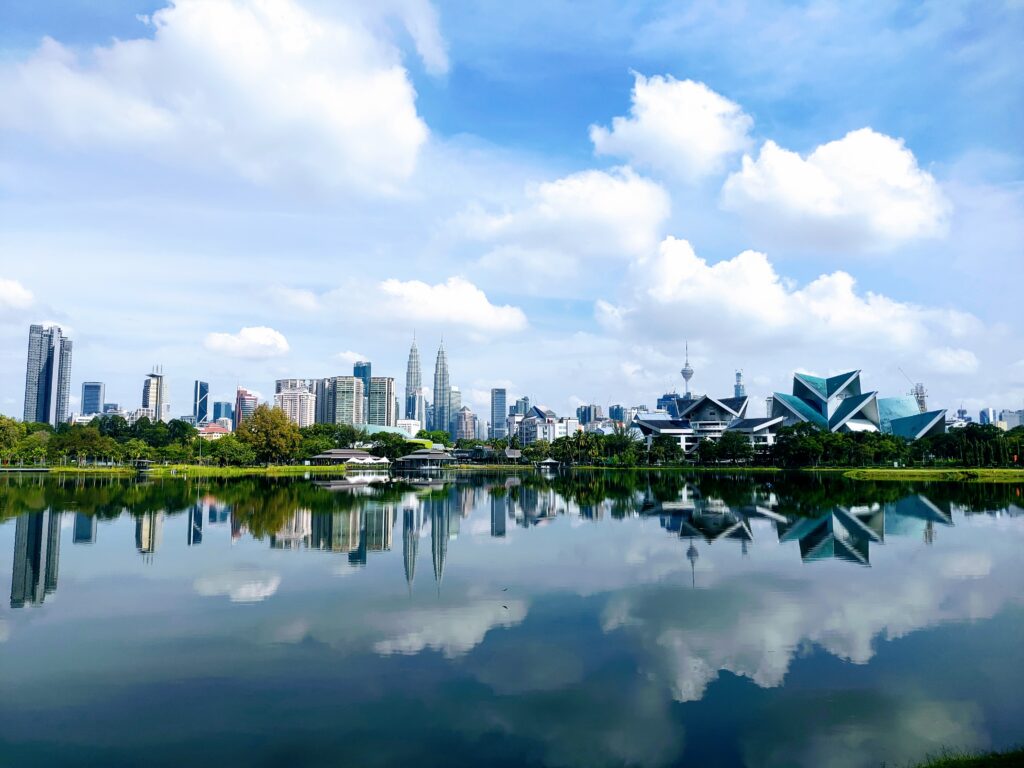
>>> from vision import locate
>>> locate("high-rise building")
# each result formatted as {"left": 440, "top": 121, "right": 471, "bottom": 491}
{"left": 979, "top": 408, "right": 995, "bottom": 425}
{"left": 513, "top": 396, "right": 530, "bottom": 416}
{"left": 275, "top": 378, "right": 316, "bottom": 394}
{"left": 490, "top": 388, "right": 507, "bottom": 439}
{"left": 81, "top": 382, "right": 104, "bottom": 417}
{"left": 213, "top": 401, "right": 234, "bottom": 423}
{"left": 405, "top": 337, "right": 422, "bottom": 422}
{"left": 10, "top": 510, "right": 61, "bottom": 607}
{"left": 103, "top": 403, "right": 120, "bottom": 414}
{"left": 192, "top": 380, "right": 209, "bottom": 425}
{"left": 234, "top": 388, "right": 258, "bottom": 430}
{"left": 142, "top": 367, "right": 169, "bottom": 422}
{"left": 576, "top": 404, "right": 603, "bottom": 425}
{"left": 433, "top": 342, "right": 451, "bottom": 437}
{"left": 354, "top": 361, "right": 371, "bottom": 414}
{"left": 368, "top": 377, "right": 397, "bottom": 426}
{"left": 424, "top": 402, "right": 435, "bottom": 432}
{"left": 274, "top": 387, "right": 316, "bottom": 427}
{"left": 332, "top": 376, "right": 365, "bottom": 426}
{"left": 734, "top": 370, "right": 746, "bottom": 398}
{"left": 448, "top": 386, "right": 462, "bottom": 434}
{"left": 314, "top": 378, "right": 334, "bottom": 424}
{"left": 454, "top": 406, "right": 477, "bottom": 441}
{"left": 23, "top": 324, "right": 73, "bottom": 426}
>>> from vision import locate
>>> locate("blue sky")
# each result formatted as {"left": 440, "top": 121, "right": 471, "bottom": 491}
{"left": 1, "top": 0, "right": 1022, "bottom": 419}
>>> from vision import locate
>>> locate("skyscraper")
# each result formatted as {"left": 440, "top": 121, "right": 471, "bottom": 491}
{"left": 11, "top": 510, "right": 61, "bottom": 607}
{"left": 454, "top": 406, "right": 477, "bottom": 441}
{"left": 513, "top": 396, "right": 531, "bottom": 416}
{"left": 213, "top": 401, "right": 234, "bottom": 423}
{"left": 405, "top": 337, "right": 422, "bottom": 422}
{"left": 433, "top": 342, "right": 451, "bottom": 436}
{"left": 734, "top": 370, "right": 746, "bottom": 398}
{"left": 81, "top": 382, "right": 104, "bottom": 417}
{"left": 192, "top": 380, "right": 209, "bottom": 425}
{"left": 332, "top": 376, "right": 365, "bottom": 425}
{"left": 274, "top": 387, "right": 316, "bottom": 427}
{"left": 354, "top": 361, "right": 371, "bottom": 414}
{"left": 234, "top": 388, "right": 258, "bottom": 430}
{"left": 490, "top": 388, "right": 507, "bottom": 439}
{"left": 367, "top": 377, "right": 397, "bottom": 426}
{"left": 448, "top": 386, "right": 462, "bottom": 434}
{"left": 23, "top": 324, "right": 73, "bottom": 426}
{"left": 142, "top": 368, "right": 169, "bottom": 422}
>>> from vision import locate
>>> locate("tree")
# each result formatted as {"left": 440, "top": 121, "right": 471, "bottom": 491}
{"left": 695, "top": 438, "right": 719, "bottom": 465}
{"left": 416, "top": 429, "right": 452, "bottom": 447}
{"left": 167, "top": 419, "right": 198, "bottom": 444}
{"left": 207, "top": 435, "right": 257, "bottom": 466}
{"left": 370, "top": 431, "right": 416, "bottom": 461}
{"left": 0, "top": 415, "right": 26, "bottom": 459}
{"left": 648, "top": 434, "right": 684, "bottom": 465}
{"left": 522, "top": 439, "right": 551, "bottom": 462}
{"left": 235, "top": 405, "right": 301, "bottom": 463}
{"left": 122, "top": 438, "right": 152, "bottom": 462}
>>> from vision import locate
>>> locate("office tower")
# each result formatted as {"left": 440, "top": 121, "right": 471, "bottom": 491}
{"left": 609, "top": 404, "right": 626, "bottom": 422}
{"left": 81, "top": 382, "right": 104, "bottom": 417}
{"left": 234, "top": 388, "right": 258, "bottom": 430}
{"left": 314, "top": 378, "right": 335, "bottom": 424}
{"left": 734, "top": 370, "right": 746, "bottom": 398}
{"left": 405, "top": 337, "right": 422, "bottom": 422}
{"left": 332, "top": 376, "right": 364, "bottom": 425}
{"left": 448, "top": 386, "right": 462, "bottom": 434}
{"left": 192, "top": 380, "right": 209, "bottom": 425}
{"left": 275, "top": 387, "right": 316, "bottom": 427}
{"left": 103, "top": 403, "right": 119, "bottom": 414}
{"left": 367, "top": 377, "right": 397, "bottom": 426}
{"left": 656, "top": 392, "right": 679, "bottom": 413}
{"left": 979, "top": 408, "right": 995, "bottom": 425}
{"left": 433, "top": 342, "right": 451, "bottom": 437}
{"left": 188, "top": 505, "right": 203, "bottom": 546}
{"left": 142, "top": 367, "right": 169, "bottom": 422}
{"left": 477, "top": 419, "right": 488, "bottom": 441}
{"left": 576, "top": 404, "right": 603, "bottom": 425}
{"left": 424, "top": 402, "right": 435, "bottom": 432}
{"left": 275, "top": 378, "right": 315, "bottom": 394}
{"left": 354, "top": 361, "right": 371, "bottom": 414}
{"left": 513, "top": 396, "right": 530, "bottom": 416}
{"left": 11, "top": 510, "right": 61, "bottom": 607}
{"left": 490, "top": 496, "right": 507, "bottom": 538}
{"left": 454, "top": 406, "right": 477, "bottom": 441}
{"left": 213, "top": 401, "right": 234, "bottom": 423}
{"left": 490, "top": 388, "right": 507, "bottom": 439}
{"left": 73, "top": 513, "right": 97, "bottom": 544}
{"left": 23, "top": 324, "right": 73, "bottom": 426}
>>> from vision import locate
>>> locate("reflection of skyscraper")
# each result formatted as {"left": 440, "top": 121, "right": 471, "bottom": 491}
{"left": 311, "top": 510, "right": 361, "bottom": 553}
{"left": 490, "top": 496, "right": 507, "bottom": 537}
{"left": 430, "top": 494, "right": 450, "bottom": 585}
{"left": 135, "top": 511, "right": 163, "bottom": 559}
{"left": 364, "top": 503, "right": 395, "bottom": 552}
{"left": 188, "top": 505, "right": 203, "bottom": 546}
{"left": 270, "top": 510, "right": 312, "bottom": 550}
{"left": 73, "top": 512, "right": 97, "bottom": 544}
{"left": 403, "top": 505, "right": 424, "bottom": 588}
{"left": 11, "top": 510, "right": 61, "bottom": 608}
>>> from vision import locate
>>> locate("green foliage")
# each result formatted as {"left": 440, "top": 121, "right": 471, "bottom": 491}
{"left": 368, "top": 431, "right": 418, "bottom": 461}
{"left": 416, "top": 429, "right": 452, "bottom": 446}
{"left": 716, "top": 431, "right": 754, "bottom": 464}
{"left": 0, "top": 415, "right": 27, "bottom": 457}
{"left": 234, "top": 405, "right": 301, "bottom": 464}
{"left": 648, "top": 433, "right": 684, "bottom": 465}
{"left": 206, "top": 434, "right": 257, "bottom": 466}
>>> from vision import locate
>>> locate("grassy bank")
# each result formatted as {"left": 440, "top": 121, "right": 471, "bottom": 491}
{"left": 908, "top": 747, "right": 1024, "bottom": 767}
{"left": 41, "top": 464, "right": 350, "bottom": 479}
{"left": 844, "top": 468, "right": 1024, "bottom": 483}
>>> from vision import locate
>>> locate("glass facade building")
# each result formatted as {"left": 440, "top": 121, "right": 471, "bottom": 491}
{"left": 23, "top": 324, "right": 73, "bottom": 426}
{"left": 81, "top": 382, "right": 105, "bottom": 417}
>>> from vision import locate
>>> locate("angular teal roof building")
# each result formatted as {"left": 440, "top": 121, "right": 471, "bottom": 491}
{"left": 771, "top": 369, "right": 945, "bottom": 440}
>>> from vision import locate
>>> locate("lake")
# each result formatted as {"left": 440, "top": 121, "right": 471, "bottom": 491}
{"left": 1, "top": 471, "right": 1022, "bottom": 768}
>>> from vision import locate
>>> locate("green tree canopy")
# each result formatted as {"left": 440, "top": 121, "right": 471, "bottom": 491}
{"left": 235, "top": 405, "right": 301, "bottom": 463}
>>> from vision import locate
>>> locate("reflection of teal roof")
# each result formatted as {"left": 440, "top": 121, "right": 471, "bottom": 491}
{"left": 774, "top": 392, "right": 828, "bottom": 428}
{"left": 830, "top": 392, "right": 876, "bottom": 430}
{"left": 889, "top": 410, "right": 946, "bottom": 440}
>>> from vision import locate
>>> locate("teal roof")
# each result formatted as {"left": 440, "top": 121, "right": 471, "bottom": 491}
{"left": 877, "top": 396, "right": 925, "bottom": 433}
{"left": 774, "top": 392, "right": 828, "bottom": 428}
{"left": 829, "top": 392, "right": 876, "bottom": 430}
{"left": 826, "top": 371, "right": 860, "bottom": 397}
{"left": 889, "top": 410, "right": 946, "bottom": 440}
{"left": 793, "top": 373, "right": 827, "bottom": 399}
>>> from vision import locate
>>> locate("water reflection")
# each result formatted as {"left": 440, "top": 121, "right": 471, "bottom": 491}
{"left": 1, "top": 472, "right": 1022, "bottom": 767}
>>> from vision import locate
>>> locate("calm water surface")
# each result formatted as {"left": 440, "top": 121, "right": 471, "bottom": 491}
{"left": 1, "top": 471, "right": 1022, "bottom": 768}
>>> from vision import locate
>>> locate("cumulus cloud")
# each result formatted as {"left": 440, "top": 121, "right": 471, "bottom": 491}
{"left": 373, "top": 599, "right": 527, "bottom": 658}
{"left": 722, "top": 128, "right": 950, "bottom": 251}
{"left": 928, "top": 347, "right": 980, "bottom": 375}
{"left": 0, "top": 278, "right": 33, "bottom": 311}
{"left": 0, "top": 0, "right": 431, "bottom": 191}
{"left": 459, "top": 167, "right": 670, "bottom": 279}
{"left": 590, "top": 74, "right": 753, "bottom": 182}
{"left": 336, "top": 350, "right": 368, "bottom": 366}
{"left": 597, "top": 237, "right": 979, "bottom": 356}
{"left": 194, "top": 567, "right": 281, "bottom": 603}
{"left": 204, "top": 326, "right": 290, "bottom": 358}
{"left": 378, "top": 276, "right": 528, "bottom": 333}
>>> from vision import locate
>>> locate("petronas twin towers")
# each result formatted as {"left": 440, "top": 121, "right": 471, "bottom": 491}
{"left": 405, "top": 336, "right": 451, "bottom": 435}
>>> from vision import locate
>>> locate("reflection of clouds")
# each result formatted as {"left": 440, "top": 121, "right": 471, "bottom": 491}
{"left": 740, "top": 693, "right": 985, "bottom": 768}
{"left": 0, "top": 619, "right": 8, "bottom": 642}
{"left": 941, "top": 551, "right": 992, "bottom": 579}
{"left": 194, "top": 567, "right": 281, "bottom": 603}
{"left": 373, "top": 600, "right": 527, "bottom": 658}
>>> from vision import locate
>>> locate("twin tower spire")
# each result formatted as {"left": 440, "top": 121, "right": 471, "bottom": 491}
{"left": 405, "top": 335, "right": 450, "bottom": 433}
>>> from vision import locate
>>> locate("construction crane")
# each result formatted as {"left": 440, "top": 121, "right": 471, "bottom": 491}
{"left": 898, "top": 367, "right": 928, "bottom": 414}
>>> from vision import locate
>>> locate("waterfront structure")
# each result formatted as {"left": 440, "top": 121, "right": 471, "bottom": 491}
{"left": 309, "top": 449, "right": 390, "bottom": 467}
{"left": 10, "top": 510, "right": 61, "bottom": 608}
{"left": 213, "top": 401, "right": 234, "bottom": 423}
{"left": 770, "top": 370, "right": 946, "bottom": 439}
{"left": 274, "top": 387, "right": 316, "bottom": 428}
{"left": 23, "top": 324, "right": 73, "bottom": 427}
{"left": 394, "top": 448, "right": 457, "bottom": 473}
{"left": 331, "top": 376, "right": 364, "bottom": 426}
{"left": 433, "top": 342, "right": 451, "bottom": 437}
{"left": 234, "top": 387, "right": 258, "bottom": 430}
{"left": 192, "top": 380, "right": 209, "bottom": 425}
{"left": 81, "top": 382, "right": 104, "bottom": 417}
{"left": 490, "top": 388, "right": 507, "bottom": 439}
{"left": 734, "top": 370, "right": 746, "bottom": 398}
{"left": 405, "top": 338, "right": 423, "bottom": 422}
{"left": 367, "top": 376, "right": 397, "bottom": 426}
{"left": 454, "top": 406, "right": 477, "bottom": 441}
{"left": 142, "top": 368, "right": 170, "bottom": 423}
{"left": 576, "top": 404, "right": 603, "bottom": 425}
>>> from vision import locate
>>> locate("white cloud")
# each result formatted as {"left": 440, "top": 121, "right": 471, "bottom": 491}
{"left": 194, "top": 568, "right": 281, "bottom": 602}
{"left": 336, "top": 350, "right": 367, "bottom": 365}
{"left": 928, "top": 347, "right": 980, "bottom": 375}
{"left": 373, "top": 599, "right": 528, "bottom": 658}
{"left": 598, "top": 237, "right": 979, "bottom": 355}
{"left": 459, "top": 167, "right": 670, "bottom": 279}
{"left": 0, "top": 278, "right": 33, "bottom": 310}
{"left": 270, "top": 286, "right": 320, "bottom": 312}
{"left": 378, "top": 276, "right": 528, "bottom": 333}
{"left": 722, "top": 128, "right": 950, "bottom": 251}
{"left": 204, "top": 326, "right": 290, "bottom": 358}
{"left": 0, "top": 0, "right": 430, "bottom": 191}
{"left": 590, "top": 74, "right": 753, "bottom": 182}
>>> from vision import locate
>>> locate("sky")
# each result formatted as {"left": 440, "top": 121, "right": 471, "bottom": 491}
{"left": 0, "top": 0, "right": 1022, "bottom": 421}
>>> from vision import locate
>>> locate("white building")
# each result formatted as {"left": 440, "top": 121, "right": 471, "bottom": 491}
{"left": 367, "top": 377, "right": 397, "bottom": 427}
{"left": 274, "top": 388, "right": 317, "bottom": 428}
{"left": 396, "top": 419, "right": 421, "bottom": 438}
{"left": 517, "top": 406, "right": 581, "bottom": 445}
